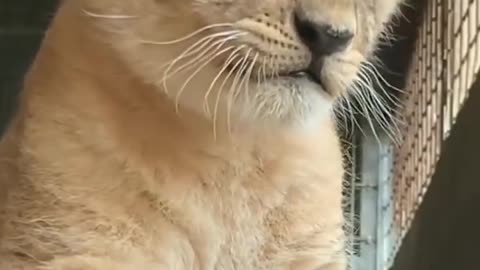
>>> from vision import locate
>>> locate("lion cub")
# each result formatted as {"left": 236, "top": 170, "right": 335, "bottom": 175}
{"left": 0, "top": 0, "right": 402, "bottom": 269}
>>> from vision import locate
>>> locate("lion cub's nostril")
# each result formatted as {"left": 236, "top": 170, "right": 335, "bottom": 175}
{"left": 293, "top": 11, "right": 354, "bottom": 58}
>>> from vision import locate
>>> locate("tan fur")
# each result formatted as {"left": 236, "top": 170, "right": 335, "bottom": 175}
{"left": 0, "top": 0, "right": 402, "bottom": 269}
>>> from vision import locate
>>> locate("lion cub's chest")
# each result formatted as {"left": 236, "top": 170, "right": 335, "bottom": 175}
{"left": 151, "top": 173, "right": 344, "bottom": 270}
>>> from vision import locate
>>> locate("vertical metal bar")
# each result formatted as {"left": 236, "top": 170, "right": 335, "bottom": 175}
{"left": 348, "top": 140, "right": 358, "bottom": 270}
{"left": 376, "top": 142, "right": 394, "bottom": 270}
{"left": 357, "top": 128, "right": 382, "bottom": 270}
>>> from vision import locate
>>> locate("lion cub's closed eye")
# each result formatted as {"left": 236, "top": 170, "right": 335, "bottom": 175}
{"left": 0, "top": 0, "right": 402, "bottom": 269}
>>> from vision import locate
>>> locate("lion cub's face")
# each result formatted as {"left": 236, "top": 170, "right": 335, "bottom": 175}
{"left": 82, "top": 0, "right": 402, "bottom": 129}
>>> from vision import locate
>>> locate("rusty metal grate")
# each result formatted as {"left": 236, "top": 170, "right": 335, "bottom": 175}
{"left": 387, "top": 0, "right": 480, "bottom": 265}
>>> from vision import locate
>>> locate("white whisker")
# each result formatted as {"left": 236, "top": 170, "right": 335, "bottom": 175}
{"left": 213, "top": 52, "right": 246, "bottom": 140}
{"left": 363, "top": 61, "right": 406, "bottom": 94}
{"left": 162, "top": 32, "right": 243, "bottom": 92}
{"left": 175, "top": 45, "right": 236, "bottom": 113}
{"left": 242, "top": 53, "right": 259, "bottom": 110}
{"left": 335, "top": 75, "right": 366, "bottom": 137}
{"left": 361, "top": 63, "right": 404, "bottom": 108}
{"left": 82, "top": 9, "right": 138, "bottom": 19}
{"left": 204, "top": 49, "right": 244, "bottom": 117}
{"left": 140, "top": 23, "right": 234, "bottom": 45}
{"left": 355, "top": 70, "right": 403, "bottom": 145}
{"left": 354, "top": 89, "right": 382, "bottom": 145}
{"left": 336, "top": 57, "right": 404, "bottom": 144}
{"left": 227, "top": 49, "right": 251, "bottom": 136}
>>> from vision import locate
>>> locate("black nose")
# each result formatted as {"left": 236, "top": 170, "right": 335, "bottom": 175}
{"left": 294, "top": 12, "right": 354, "bottom": 58}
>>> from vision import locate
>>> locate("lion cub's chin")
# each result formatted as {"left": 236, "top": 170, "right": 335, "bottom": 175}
{"left": 234, "top": 79, "right": 335, "bottom": 132}
{"left": 166, "top": 71, "right": 335, "bottom": 134}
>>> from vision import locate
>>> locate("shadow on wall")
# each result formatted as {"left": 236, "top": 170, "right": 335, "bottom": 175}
{"left": 391, "top": 77, "right": 480, "bottom": 270}
{"left": 0, "top": 0, "right": 59, "bottom": 135}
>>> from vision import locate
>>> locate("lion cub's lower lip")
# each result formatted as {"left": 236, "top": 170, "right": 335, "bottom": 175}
{"left": 286, "top": 71, "right": 328, "bottom": 94}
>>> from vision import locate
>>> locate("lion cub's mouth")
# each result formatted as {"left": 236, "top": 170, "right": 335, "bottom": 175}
{"left": 222, "top": 61, "right": 329, "bottom": 94}
{"left": 282, "top": 70, "right": 326, "bottom": 91}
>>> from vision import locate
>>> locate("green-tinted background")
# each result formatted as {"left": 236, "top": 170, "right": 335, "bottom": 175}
{"left": 0, "top": 0, "right": 58, "bottom": 134}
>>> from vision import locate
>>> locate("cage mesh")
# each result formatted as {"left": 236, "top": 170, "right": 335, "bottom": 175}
{"left": 387, "top": 0, "right": 480, "bottom": 263}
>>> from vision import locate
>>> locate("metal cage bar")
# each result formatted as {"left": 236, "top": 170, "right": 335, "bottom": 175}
{"left": 350, "top": 0, "right": 480, "bottom": 269}
{"left": 387, "top": 0, "right": 480, "bottom": 266}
